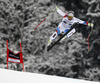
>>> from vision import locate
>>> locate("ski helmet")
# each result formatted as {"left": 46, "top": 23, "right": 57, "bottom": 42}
{"left": 68, "top": 11, "right": 74, "bottom": 20}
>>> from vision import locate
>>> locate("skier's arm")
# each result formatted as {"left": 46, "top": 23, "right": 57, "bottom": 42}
{"left": 56, "top": 6, "right": 67, "bottom": 17}
{"left": 76, "top": 18, "right": 94, "bottom": 27}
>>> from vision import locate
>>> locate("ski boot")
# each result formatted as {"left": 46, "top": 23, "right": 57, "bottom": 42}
{"left": 47, "top": 39, "right": 52, "bottom": 46}
{"left": 60, "top": 36, "right": 67, "bottom": 43}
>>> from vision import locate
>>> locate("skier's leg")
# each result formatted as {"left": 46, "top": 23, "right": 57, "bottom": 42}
{"left": 67, "top": 28, "right": 76, "bottom": 37}
{"left": 60, "top": 28, "right": 76, "bottom": 42}
{"left": 47, "top": 27, "right": 60, "bottom": 46}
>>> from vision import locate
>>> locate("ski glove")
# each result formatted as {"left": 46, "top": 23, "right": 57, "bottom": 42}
{"left": 88, "top": 23, "right": 94, "bottom": 28}
{"left": 56, "top": 6, "right": 59, "bottom": 10}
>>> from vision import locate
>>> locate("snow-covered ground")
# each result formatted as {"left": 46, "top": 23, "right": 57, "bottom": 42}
{"left": 0, "top": 68, "right": 99, "bottom": 83}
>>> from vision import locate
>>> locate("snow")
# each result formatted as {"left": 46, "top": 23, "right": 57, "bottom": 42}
{"left": 0, "top": 68, "right": 99, "bottom": 83}
{"left": 86, "top": 12, "right": 100, "bottom": 17}
{"left": 82, "top": 0, "right": 96, "bottom": 5}
{"left": 87, "top": 0, "right": 96, "bottom": 5}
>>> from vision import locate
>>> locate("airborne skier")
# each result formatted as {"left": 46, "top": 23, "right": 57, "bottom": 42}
{"left": 47, "top": 7, "right": 94, "bottom": 46}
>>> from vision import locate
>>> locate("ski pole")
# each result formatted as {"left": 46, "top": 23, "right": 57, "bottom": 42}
{"left": 33, "top": 17, "right": 46, "bottom": 31}
{"left": 87, "top": 26, "right": 93, "bottom": 51}
{"left": 33, "top": 9, "right": 55, "bottom": 31}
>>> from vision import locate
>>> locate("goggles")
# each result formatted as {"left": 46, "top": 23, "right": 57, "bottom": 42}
{"left": 68, "top": 16, "right": 73, "bottom": 19}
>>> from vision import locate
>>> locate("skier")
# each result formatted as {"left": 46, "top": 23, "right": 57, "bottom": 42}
{"left": 47, "top": 7, "right": 94, "bottom": 46}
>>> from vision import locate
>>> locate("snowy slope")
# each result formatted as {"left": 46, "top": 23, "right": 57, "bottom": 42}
{"left": 0, "top": 68, "right": 99, "bottom": 83}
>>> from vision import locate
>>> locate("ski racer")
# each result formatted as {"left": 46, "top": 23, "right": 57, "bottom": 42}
{"left": 47, "top": 6, "right": 94, "bottom": 46}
